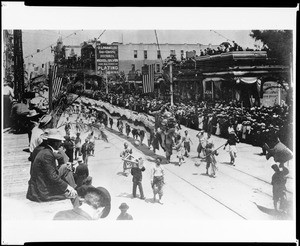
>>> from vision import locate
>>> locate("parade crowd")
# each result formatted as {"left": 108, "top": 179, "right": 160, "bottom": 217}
{"left": 3, "top": 76, "right": 293, "bottom": 219}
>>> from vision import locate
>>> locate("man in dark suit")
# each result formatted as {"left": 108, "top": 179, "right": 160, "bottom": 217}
{"left": 53, "top": 186, "right": 111, "bottom": 220}
{"left": 26, "top": 129, "right": 78, "bottom": 203}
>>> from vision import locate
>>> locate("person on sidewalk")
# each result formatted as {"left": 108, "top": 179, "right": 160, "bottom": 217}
{"left": 151, "top": 157, "right": 165, "bottom": 204}
{"left": 53, "top": 186, "right": 111, "bottom": 220}
{"left": 271, "top": 164, "right": 289, "bottom": 213}
{"left": 131, "top": 158, "right": 146, "bottom": 199}
{"left": 27, "top": 129, "right": 78, "bottom": 204}
{"left": 116, "top": 203, "right": 133, "bottom": 220}
{"left": 183, "top": 130, "right": 193, "bottom": 157}
{"left": 223, "top": 130, "right": 239, "bottom": 166}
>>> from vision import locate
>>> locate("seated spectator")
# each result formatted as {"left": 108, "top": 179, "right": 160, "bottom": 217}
{"left": 26, "top": 129, "right": 78, "bottom": 204}
{"left": 53, "top": 186, "right": 111, "bottom": 220}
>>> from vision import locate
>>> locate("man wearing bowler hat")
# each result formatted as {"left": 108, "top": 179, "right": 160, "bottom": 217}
{"left": 27, "top": 128, "right": 78, "bottom": 204}
{"left": 53, "top": 186, "right": 111, "bottom": 220}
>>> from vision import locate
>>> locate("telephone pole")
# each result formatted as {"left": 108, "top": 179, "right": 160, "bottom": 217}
{"left": 169, "top": 61, "right": 174, "bottom": 106}
{"left": 13, "top": 30, "right": 25, "bottom": 102}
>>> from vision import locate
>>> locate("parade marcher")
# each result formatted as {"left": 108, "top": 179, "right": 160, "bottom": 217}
{"left": 165, "top": 130, "right": 174, "bottom": 164}
{"left": 132, "top": 128, "right": 139, "bottom": 140}
{"left": 81, "top": 139, "right": 90, "bottom": 165}
{"left": 271, "top": 164, "right": 289, "bottom": 213}
{"left": 183, "top": 130, "right": 193, "bottom": 157}
{"left": 74, "top": 132, "right": 82, "bottom": 160}
{"left": 151, "top": 157, "right": 165, "bottom": 204}
{"left": 87, "top": 131, "right": 95, "bottom": 157}
{"left": 54, "top": 186, "right": 111, "bottom": 220}
{"left": 109, "top": 118, "right": 113, "bottom": 129}
{"left": 196, "top": 130, "right": 206, "bottom": 158}
{"left": 120, "top": 142, "right": 133, "bottom": 176}
{"left": 130, "top": 157, "right": 146, "bottom": 199}
{"left": 26, "top": 129, "right": 78, "bottom": 203}
{"left": 223, "top": 130, "right": 239, "bottom": 165}
{"left": 205, "top": 142, "right": 218, "bottom": 178}
{"left": 174, "top": 134, "right": 185, "bottom": 166}
{"left": 117, "top": 203, "right": 133, "bottom": 220}
{"left": 125, "top": 123, "right": 131, "bottom": 138}
{"left": 64, "top": 135, "right": 75, "bottom": 163}
{"left": 139, "top": 130, "right": 145, "bottom": 145}
{"left": 64, "top": 116, "right": 71, "bottom": 134}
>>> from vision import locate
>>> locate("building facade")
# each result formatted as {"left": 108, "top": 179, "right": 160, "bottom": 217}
{"left": 114, "top": 42, "right": 218, "bottom": 78}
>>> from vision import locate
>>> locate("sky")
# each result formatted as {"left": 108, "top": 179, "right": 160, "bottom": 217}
{"left": 22, "top": 30, "right": 263, "bottom": 67}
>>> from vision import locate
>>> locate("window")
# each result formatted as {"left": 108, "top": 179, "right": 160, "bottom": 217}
{"left": 134, "top": 50, "right": 137, "bottom": 58}
{"left": 170, "top": 50, "right": 176, "bottom": 56}
{"left": 181, "top": 50, "right": 184, "bottom": 57}
{"left": 156, "top": 64, "right": 160, "bottom": 73}
{"left": 144, "top": 50, "right": 147, "bottom": 59}
{"left": 157, "top": 50, "right": 161, "bottom": 59}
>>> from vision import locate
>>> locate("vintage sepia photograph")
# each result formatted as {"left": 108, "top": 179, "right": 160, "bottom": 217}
{"left": 2, "top": 3, "right": 297, "bottom": 244}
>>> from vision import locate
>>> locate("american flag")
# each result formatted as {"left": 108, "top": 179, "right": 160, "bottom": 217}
{"left": 142, "top": 64, "right": 155, "bottom": 93}
{"left": 51, "top": 64, "right": 63, "bottom": 99}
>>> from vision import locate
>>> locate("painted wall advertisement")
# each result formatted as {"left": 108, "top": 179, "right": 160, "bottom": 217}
{"left": 96, "top": 44, "right": 119, "bottom": 75}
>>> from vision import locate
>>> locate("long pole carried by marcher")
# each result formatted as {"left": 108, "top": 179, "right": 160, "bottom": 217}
{"left": 204, "top": 143, "right": 226, "bottom": 158}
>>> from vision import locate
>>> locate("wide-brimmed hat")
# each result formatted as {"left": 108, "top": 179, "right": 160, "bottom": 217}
{"left": 27, "top": 109, "right": 40, "bottom": 118}
{"left": 39, "top": 114, "right": 52, "bottom": 126}
{"left": 119, "top": 202, "right": 129, "bottom": 210}
{"left": 41, "top": 128, "right": 64, "bottom": 141}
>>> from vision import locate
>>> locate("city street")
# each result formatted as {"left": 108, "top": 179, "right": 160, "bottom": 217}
{"left": 2, "top": 111, "right": 294, "bottom": 221}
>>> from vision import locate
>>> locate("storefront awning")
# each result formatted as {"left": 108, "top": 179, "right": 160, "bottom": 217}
{"left": 203, "top": 77, "right": 225, "bottom": 83}
{"left": 236, "top": 77, "right": 259, "bottom": 84}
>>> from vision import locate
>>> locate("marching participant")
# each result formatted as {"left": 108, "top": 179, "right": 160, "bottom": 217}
{"left": 120, "top": 142, "right": 133, "bottom": 176}
{"left": 223, "top": 130, "right": 240, "bottom": 166}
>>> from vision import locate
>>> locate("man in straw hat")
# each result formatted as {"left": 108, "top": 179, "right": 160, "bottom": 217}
{"left": 53, "top": 186, "right": 111, "bottom": 220}
{"left": 27, "top": 128, "right": 78, "bottom": 204}
{"left": 29, "top": 114, "right": 52, "bottom": 153}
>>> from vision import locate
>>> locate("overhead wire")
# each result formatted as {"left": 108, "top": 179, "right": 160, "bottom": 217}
{"left": 24, "top": 29, "right": 84, "bottom": 59}
{"left": 209, "top": 30, "right": 234, "bottom": 43}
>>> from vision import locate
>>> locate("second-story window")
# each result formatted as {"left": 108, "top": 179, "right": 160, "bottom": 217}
{"left": 156, "top": 63, "right": 160, "bottom": 73}
{"left": 134, "top": 50, "right": 138, "bottom": 58}
{"left": 181, "top": 50, "right": 184, "bottom": 57}
{"left": 157, "top": 50, "right": 161, "bottom": 59}
{"left": 144, "top": 50, "right": 148, "bottom": 59}
{"left": 170, "top": 50, "right": 176, "bottom": 56}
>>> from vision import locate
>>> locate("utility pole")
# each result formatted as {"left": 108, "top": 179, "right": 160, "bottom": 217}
{"left": 105, "top": 69, "right": 108, "bottom": 94}
{"left": 169, "top": 61, "right": 174, "bottom": 106}
{"left": 13, "top": 30, "right": 25, "bottom": 102}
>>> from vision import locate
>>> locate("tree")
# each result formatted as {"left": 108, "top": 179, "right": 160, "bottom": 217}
{"left": 250, "top": 30, "right": 293, "bottom": 66}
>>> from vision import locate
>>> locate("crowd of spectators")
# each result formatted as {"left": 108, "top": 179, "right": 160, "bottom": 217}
{"left": 81, "top": 89, "right": 293, "bottom": 152}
